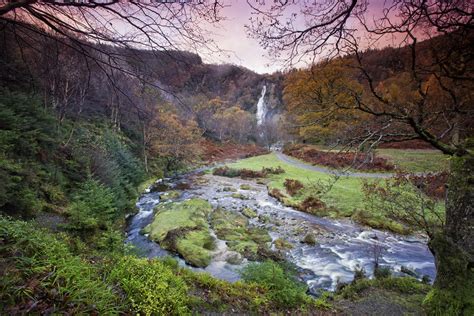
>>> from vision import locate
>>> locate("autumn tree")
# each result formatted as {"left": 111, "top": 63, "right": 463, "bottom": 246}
{"left": 249, "top": 0, "right": 474, "bottom": 313}
{"left": 148, "top": 111, "right": 202, "bottom": 172}
{"left": 283, "top": 60, "right": 369, "bottom": 144}
{"left": 211, "top": 105, "right": 256, "bottom": 143}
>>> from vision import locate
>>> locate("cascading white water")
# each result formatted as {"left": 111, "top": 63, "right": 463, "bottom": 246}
{"left": 256, "top": 85, "right": 267, "bottom": 125}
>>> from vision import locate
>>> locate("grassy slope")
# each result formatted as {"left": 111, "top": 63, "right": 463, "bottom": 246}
{"left": 301, "top": 145, "right": 449, "bottom": 173}
{"left": 226, "top": 153, "right": 444, "bottom": 234}
{"left": 228, "top": 153, "right": 366, "bottom": 216}
{"left": 377, "top": 149, "right": 449, "bottom": 173}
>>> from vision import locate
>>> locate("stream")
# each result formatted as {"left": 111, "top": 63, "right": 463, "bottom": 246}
{"left": 126, "top": 172, "right": 436, "bottom": 294}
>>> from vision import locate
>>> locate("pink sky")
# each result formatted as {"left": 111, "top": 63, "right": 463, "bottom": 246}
{"left": 205, "top": 0, "right": 392, "bottom": 74}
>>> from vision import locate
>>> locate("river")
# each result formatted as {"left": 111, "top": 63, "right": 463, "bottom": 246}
{"left": 126, "top": 172, "right": 436, "bottom": 294}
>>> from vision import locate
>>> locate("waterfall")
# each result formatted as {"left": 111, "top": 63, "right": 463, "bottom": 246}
{"left": 256, "top": 85, "right": 267, "bottom": 126}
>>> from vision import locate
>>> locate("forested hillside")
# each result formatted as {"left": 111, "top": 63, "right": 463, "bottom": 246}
{"left": 1, "top": 3, "right": 472, "bottom": 313}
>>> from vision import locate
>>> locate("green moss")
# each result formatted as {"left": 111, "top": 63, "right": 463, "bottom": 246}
{"left": 240, "top": 184, "right": 252, "bottom": 190}
{"left": 231, "top": 193, "right": 249, "bottom": 200}
{"left": 274, "top": 238, "right": 293, "bottom": 250}
{"left": 425, "top": 232, "right": 474, "bottom": 315}
{"left": 302, "top": 233, "right": 317, "bottom": 245}
{"left": 242, "top": 207, "right": 257, "bottom": 218}
{"left": 176, "top": 230, "right": 215, "bottom": 267}
{"left": 144, "top": 199, "right": 214, "bottom": 267}
{"left": 109, "top": 256, "right": 189, "bottom": 315}
{"left": 159, "top": 190, "right": 181, "bottom": 201}
{"left": 210, "top": 208, "right": 272, "bottom": 260}
{"left": 222, "top": 186, "right": 237, "bottom": 192}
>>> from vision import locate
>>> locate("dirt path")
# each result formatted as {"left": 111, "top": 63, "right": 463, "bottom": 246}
{"left": 275, "top": 152, "right": 395, "bottom": 179}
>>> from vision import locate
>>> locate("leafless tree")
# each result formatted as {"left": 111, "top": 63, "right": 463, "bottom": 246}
{"left": 248, "top": 0, "right": 473, "bottom": 311}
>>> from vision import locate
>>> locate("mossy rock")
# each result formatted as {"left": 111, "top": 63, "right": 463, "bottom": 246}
{"left": 222, "top": 186, "right": 237, "bottom": 192}
{"left": 274, "top": 238, "right": 294, "bottom": 250}
{"left": 175, "top": 230, "right": 215, "bottom": 267}
{"left": 226, "top": 253, "right": 243, "bottom": 265}
{"left": 144, "top": 199, "right": 214, "bottom": 267}
{"left": 301, "top": 233, "right": 317, "bottom": 245}
{"left": 258, "top": 214, "right": 270, "bottom": 223}
{"left": 149, "top": 182, "right": 170, "bottom": 192}
{"left": 159, "top": 190, "right": 181, "bottom": 201}
{"left": 231, "top": 193, "right": 248, "bottom": 200}
{"left": 210, "top": 208, "right": 271, "bottom": 260}
{"left": 240, "top": 184, "right": 252, "bottom": 190}
{"left": 242, "top": 207, "right": 257, "bottom": 218}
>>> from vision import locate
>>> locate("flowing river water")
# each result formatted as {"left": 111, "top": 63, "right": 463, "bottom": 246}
{"left": 126, "top": 172, "right": 436, "bottom": 294}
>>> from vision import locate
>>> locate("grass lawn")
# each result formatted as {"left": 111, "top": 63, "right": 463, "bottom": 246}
{"left": 289, "top": 144, "right": 449, "bottom": 174}
{"left": 226, "top": 153, "right": 444, "bottom": 234}
{"left": 376, "top": 149, "right": 449, "bottom": 173}
{"left": 227, "top": 153, "right": 367, "bottom": 216}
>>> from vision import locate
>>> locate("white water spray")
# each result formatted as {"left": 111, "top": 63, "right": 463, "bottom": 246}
{"left": 256, "top": 85, "right": 267, "bottom": 125}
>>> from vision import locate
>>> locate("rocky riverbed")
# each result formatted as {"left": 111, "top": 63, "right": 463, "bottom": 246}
{"left": 127, "top": 172, "right": 436, "bottom": 294}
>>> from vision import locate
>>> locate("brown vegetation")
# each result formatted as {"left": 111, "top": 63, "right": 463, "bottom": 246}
{"left": 298, "top": 197, "right": 326, "bottom": 214}
{"left": 283, "top": 179, "right": 304, "bottom": 196}
{"left": 268, "top": 188, "right": 287, "bottom": 201}
{"left": 201, "top": 140, "right": 268, "bottom": 163}
{"left": 406, "top": 172, "right": 448, "bottom": 200}
{"left": 379, "top": 140, "right": 435, "bottom": 150}
{"left": 284, "top": 144, "right": 395, "bottom": 171}
{"left": 213, "top": 166, "right": 285, "bottom": 179}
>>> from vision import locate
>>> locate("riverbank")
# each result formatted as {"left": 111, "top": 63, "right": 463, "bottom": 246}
{"left": 226, "top": 153, "right": 445, "bottom": 234}
{"left": 128, "top": 166, "right": 436, "bottom": 291}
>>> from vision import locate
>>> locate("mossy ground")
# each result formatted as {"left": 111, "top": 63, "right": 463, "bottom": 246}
{"left": 335, "top": 276, "right": 431, "bottom": 315}
{"left": 210, "top": 208, "right": 272, "bottom": 260}
{"left": 159, "top": 190, "right": 181, "bottom": 201}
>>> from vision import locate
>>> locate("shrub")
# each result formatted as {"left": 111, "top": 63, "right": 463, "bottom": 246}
{"left": 269, "top": 188, "right": 286, "bottom": 200}
{"left": 274, "top": 238, "right": 294, "bottom": 250}
{"left": 109, "top": 256, "right": 189, "bottom": 315}
{"left": 240, "top": 261, "right": 309, "bottom": 308}
{"left": 374, "top": 266, "right": 392, "bottom": 279}
{"left": 213, "top": 166, "right": 241, "bottom": 177}
{"left": 0, "top": 217, "right": 120, "bottom": 314}
{"left": 299, "top": 196, "right": 326, "bottom": 214}
{"left": 353, "top": 265, "right": 367, "bottom": 282}
{"left": 213, "top": 166, "right": 284, "bottom": 179}
{"left": 239, "top": 168, "right": 266, "bottom": 178}
{"left": 64, "top": 179, "right": 117, "bottom": 235}
{"left": 284, "top": 179, "right": 304, "bottom": 196}
{"left": 261, "top": 166, "right": 285, "bottom": 175}
{"left": 283, "top": 144, "right": 395, "bottom": 171}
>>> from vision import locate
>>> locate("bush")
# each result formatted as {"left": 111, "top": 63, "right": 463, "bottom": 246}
{"left": 240, "top": 261, "right": 309, "bottom": 308}
{"left": 64, "top": 179, "right": 117, "bottom": 235}
{"left": 374, "top": 266, "right": 392, "bottom": 279}
{"left": 299, "top": 196, "right": 326, "bottom": 214}
{"left": 213, "top": 166, "right": 284, "bottom": 179}
{"left": 0, "top": 217, "right": 120, "bottom": 314}
{"left": 108, "top": 256, "right": 189, "bottom": 315}
{"left": 284, "top": 179, "right": 304, "bottom": 196}
{"left": 353, "top": 265, "right": 366, "bottom": 282}
{"left": 269, "top": 188, "right": 287, "bottom": 200}
{"left": 261, "top": 166, "right": 285, "bottom": 175}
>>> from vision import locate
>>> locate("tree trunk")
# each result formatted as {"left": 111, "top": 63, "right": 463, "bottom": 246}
{"left": 425, "top": 154, "right": 474, "bottom": 315}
